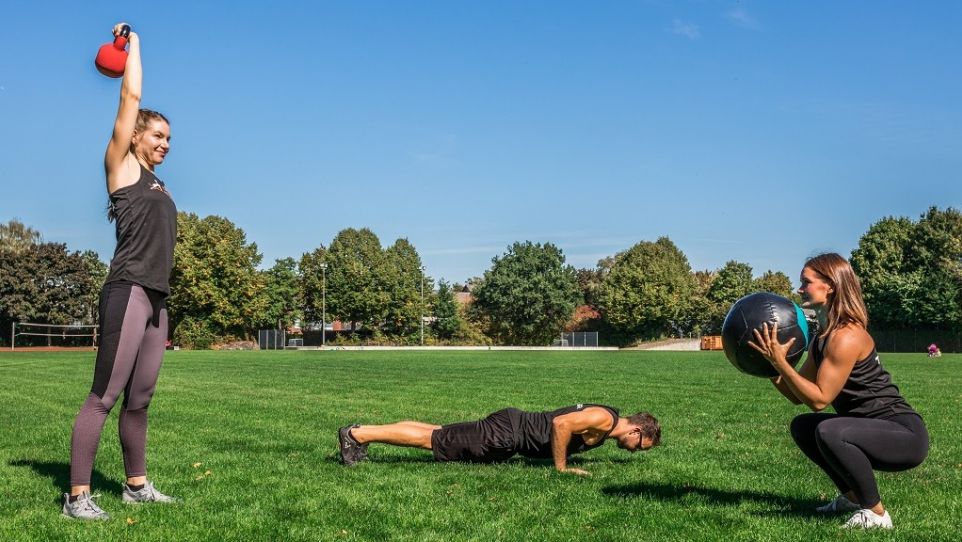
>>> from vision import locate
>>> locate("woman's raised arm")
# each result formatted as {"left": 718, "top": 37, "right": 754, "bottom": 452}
{"left": 104, "top": 23, "right": 142, "bottom": 192}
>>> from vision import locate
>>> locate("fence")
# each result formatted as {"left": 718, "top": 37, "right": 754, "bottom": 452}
{"left": 555, "top": 332, "right": 599, "bottom": 347}
{"left": 869, "top": 328, "right": 962, "bottom": 354}
{"left": 257, "top": 329, "right": 286, "bottom": 350}
{"left": 10, "top": 322, "right": 98, "bottom": 349}
{"left": 698, "top": 329, "right": 960, "bottom": 353}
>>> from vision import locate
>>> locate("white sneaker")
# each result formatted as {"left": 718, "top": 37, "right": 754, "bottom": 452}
{"left": 122, "top": 480, "right": 177, "bottom": 503}
{"left": 816, "top": 494, "right": 861, "bottom": 514}
{"left": 62, "top": 492, "right": 109, "bottom": 520}
{"left": 842, "top": 509, "right": 893, "bottom": 529}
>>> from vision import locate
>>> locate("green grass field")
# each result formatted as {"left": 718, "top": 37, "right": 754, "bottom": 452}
{"left": 1, "top": 350, "right": 960, "bottom": 541}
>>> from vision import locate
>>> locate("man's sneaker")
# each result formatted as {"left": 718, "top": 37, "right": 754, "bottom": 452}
{"left": 842, "top": 509, "right": 893, "bottom": 529}
{"left": 62, "top": 492, "right": 109, "bottom": 520}
{"left": 816, "top": 494, "right": 861, "bottom": 514}
{"left": 122, "top": 480, "right": 177, "bottom": 504}
{"left": 338, "top": 424, "right": 368, "bottom": 466}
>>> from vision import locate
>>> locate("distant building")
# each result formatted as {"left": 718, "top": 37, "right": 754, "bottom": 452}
{"left": 454, "top": 291, "right": 474, "bottom": 306}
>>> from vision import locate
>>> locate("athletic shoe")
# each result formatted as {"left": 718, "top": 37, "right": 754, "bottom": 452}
{"left": 816, "top": 494, "right": 861, "bottom": 514}
{"left": 338, "top": 424, "right": 368, "bottom": 466}
{"left": 62, "top": 492, "right": 109, "bottom": 520}
{"left": 122, "top": 480, "right": 177, "bottom": 504}
{"left": 842, "top": 509, "right": 893, "bottom": 529}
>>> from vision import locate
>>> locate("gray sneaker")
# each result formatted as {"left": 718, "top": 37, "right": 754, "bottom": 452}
{"left": 122, "top": 480, "right": 177, "bottom": 504}
{"left": 338, "top": 424, "right": 368, "bottom": 466}
{"left": 62, "top": 492, "right": 109, "bottom": 520}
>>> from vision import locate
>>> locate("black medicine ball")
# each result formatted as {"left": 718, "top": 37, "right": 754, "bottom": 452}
{"left": 721, "top": 292, "right": 810, "bottom": 378}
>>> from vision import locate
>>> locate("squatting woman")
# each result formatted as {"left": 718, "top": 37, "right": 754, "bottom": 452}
{"left": 751, "top": 253, "right": 928, "bottom": 529}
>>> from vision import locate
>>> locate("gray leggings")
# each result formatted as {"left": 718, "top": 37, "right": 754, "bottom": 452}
{"left": 70, "top": 282, "right": 167, "bottom": 487}
{"left": 790, "top": 412, "right": 928, "bottom": 508}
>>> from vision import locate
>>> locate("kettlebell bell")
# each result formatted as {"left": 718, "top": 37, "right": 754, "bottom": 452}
{"left": 95, "top": 24, "right": 131, "bottom": 78}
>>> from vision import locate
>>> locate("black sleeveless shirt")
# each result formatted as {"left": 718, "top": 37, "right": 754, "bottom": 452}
{"left": 104, "top": 165, "right": 177, "bottom": 296}
{"left": 515, "top": 404, "right": 620, "bottom": 459}
{"left": 812, "top": 335, "right": 918, "bottom": 419}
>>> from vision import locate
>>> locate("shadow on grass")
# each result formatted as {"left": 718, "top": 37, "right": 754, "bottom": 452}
{"left": 8, "top": 459, "right": 123, "bottom": 503}
{"left": 333, "top": 455, "right": 636, "bottom": 468}
{"left": 515, "top": 456, "right": 638, "bottom": 467}
{"left": 324, "top": 454, "right": 436, "bottom": 465}
{"left": 601, "top": 481, "right": 823, "bottom": 519}
{"left": 356, "top": 455, "right": 438, "bottom": 464}
{"left": 324, "top": 450, "right": 648, "bottom": 469}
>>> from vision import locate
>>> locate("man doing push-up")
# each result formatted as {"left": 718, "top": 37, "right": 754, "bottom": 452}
{"left": 338, "top": 404, "right": 660, "bottom": 475}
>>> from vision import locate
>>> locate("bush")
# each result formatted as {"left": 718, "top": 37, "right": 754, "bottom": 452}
{"left": 212, "top": 340, "right": 257, "bottom": 351}
{"left": 173, "top": 317, "right": 217, "bottom": 350}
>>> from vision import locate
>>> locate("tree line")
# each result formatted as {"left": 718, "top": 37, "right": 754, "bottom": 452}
{"left": 2, "top": 207, "right": 960, "bottom": 348}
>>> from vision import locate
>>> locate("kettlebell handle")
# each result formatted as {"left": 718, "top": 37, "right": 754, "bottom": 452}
{"left": 114, "top": 24, "right": 131, "bottom": 48}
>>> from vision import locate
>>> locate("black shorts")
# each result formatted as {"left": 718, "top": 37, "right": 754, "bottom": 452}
{"left": 431, "top": 408, "right": 521, "bottom": 462}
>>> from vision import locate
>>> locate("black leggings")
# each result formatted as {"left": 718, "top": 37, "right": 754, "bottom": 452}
{"left": 790, "top": 412, "right": 928, "bottom": 508}
{"left": 69, "top": 282, "right": 167, "bottom": 486}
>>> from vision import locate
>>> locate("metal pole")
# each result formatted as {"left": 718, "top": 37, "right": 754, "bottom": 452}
{"left": 420, "top": 265, "right": 425, "bottom": 346}
{"left": 11, "top": 322, "right": 14, "bottom": 351}
{"left": 321, "top": 263, "right": 327, "bottom": 348}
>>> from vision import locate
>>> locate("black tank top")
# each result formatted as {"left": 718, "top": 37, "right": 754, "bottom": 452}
{"left": 515, "top": 404, "right": 620, "bottom": 459}
{"left": 813, "top": 335, "right": 917, "bottom": 419}
{"left": 105, "top": 165, "right": 177, "bottom": 296}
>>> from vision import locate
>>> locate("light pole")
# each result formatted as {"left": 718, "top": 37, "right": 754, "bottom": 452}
{"left": 320, "top": 262, "right": 327, "bottom": 348}
{"left": 420, "top": 265, "right": 426, "bottom": 346}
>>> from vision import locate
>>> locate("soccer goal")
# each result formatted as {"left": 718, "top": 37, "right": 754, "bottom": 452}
{"left": 10, "top": 322, "right": 98, "bottom": 350}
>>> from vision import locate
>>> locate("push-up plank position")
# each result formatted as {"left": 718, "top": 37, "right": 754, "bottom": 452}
{"left": 339, "top": 404, "right": 661, "bottom": 475}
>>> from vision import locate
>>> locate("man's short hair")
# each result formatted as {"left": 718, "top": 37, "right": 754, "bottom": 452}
{"left": 627, "top": 412, "right": 661, "bottom": 446}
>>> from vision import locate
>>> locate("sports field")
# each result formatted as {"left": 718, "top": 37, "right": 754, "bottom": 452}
{"left": 1, "top": 350, "right": 959, "bottom": 541}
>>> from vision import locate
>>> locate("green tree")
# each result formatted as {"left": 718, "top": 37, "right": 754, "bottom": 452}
{"left": 905, "top": 207, "right": 962, "bottom": 328}
{"left": 78, "top": 250, "right": 109, "bottom": 323}
{"left": 299, "top": 246, "right": 329, "bottom": 325}
{"left": 0, "top": 243, "right": 103, "bottom": 345}
{"left": 907, "top": 207, "right": 962, "bottom": 271}
{"left": 683, "top": 269, "right": 716, "bottom": 335}
{"left": 472, "top": 241, "right": 580, "bottom": 345}
{"left": 598, "top": 237, "right": 696, "bottom": 342}
{"left": 696, "top": 260, "right": 753, "bottom": 334}
{"left": 0, "top": 218, "right": 43, "bottom": 255}
{"left": 433, "top": 279, "right": 461, "bottom": 340}
{"left": 326, "top": 228, "right": 389, "bottom": 333}
{"left": 753, "top": 270, "right": 794, "bottom": 298}
{"left": 255, "top": 257, "right": 302, "bottom": 330}
{"left": 576, "top": 256, "right": 614, "bottom": 308}
{"left": 382, "top": 238, "right": 429, "bottom": 338}
{"left": 850, "top": 216, "right": 916, "bottom": 327}
{"left": 708, "top": 261, "right": 753, "bottom": 303}
{"left": 852, "top": 208, "right": 962, "bottom": 330}
{"left": 168, "top": 212, "right": 266, "bottom": 344}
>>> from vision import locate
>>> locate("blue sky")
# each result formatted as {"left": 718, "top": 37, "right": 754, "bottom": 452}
{"left": 2, "top": 1, "right": 960, "bottom": 286}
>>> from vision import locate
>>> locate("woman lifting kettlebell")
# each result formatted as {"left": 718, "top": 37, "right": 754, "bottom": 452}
{"left": 64, "top": 22, "right": 178, "bottom": 520}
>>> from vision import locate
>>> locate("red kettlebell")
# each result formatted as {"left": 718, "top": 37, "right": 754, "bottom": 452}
{"left": 95, "top": 24, "right": 131, "bottom": 78}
